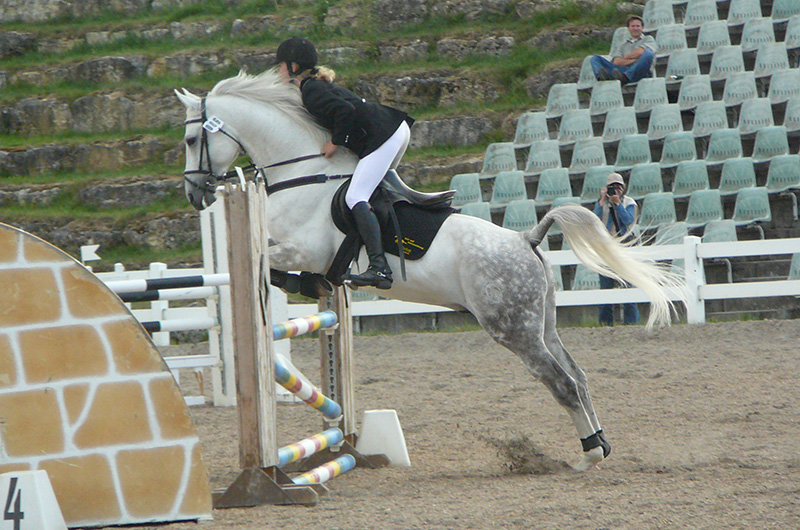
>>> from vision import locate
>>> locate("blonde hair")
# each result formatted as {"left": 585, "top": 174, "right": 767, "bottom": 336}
{"left": 311, "top": 65, "right": 336, "bottom": 83}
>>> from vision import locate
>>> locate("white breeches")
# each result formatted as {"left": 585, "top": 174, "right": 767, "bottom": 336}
{"left": 345, "top": 121, "right": 411, "bottom": 209}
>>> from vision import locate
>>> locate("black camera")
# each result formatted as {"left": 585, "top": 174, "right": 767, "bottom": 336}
{"left": 607, "top": 185, "right": 622, "bottom": 196}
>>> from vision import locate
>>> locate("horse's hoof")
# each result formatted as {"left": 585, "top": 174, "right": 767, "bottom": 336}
{"left": 573, "top": 446, "right": 604, "bottom": 471}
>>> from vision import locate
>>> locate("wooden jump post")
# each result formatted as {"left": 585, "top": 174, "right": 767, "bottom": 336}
{"left": 212, "top": 181, "right": 386, "bottom": 509}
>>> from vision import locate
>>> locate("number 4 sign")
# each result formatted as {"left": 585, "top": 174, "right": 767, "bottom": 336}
{"left": 0, "top": 472, "right": 66, "bottom": 530}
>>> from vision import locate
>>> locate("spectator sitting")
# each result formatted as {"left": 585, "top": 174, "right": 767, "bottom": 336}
{"left": 590, "top": 15, "right": 656, "bottom": 86}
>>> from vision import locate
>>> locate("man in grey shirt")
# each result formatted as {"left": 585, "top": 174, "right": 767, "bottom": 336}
{"left": 591, "top": 15, "right": 656, "bottom": 85}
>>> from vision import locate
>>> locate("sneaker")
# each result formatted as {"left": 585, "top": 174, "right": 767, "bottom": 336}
{"left": 611, "top": 69, "right": 629, "bottom": 85}
{"left": 597, "top": 68, "right": 612, "bottom": 81}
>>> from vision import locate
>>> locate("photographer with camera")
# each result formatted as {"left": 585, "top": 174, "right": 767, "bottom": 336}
{"left": 592, "top": 173, "right": 640, "bottom": 326}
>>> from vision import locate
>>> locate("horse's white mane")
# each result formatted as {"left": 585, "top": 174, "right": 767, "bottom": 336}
{"left": 209, "top": 69, "right": 328, "bottom": 142}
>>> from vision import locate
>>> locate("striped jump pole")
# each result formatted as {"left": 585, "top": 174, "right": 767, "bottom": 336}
{"left": 277, "top": 428, "right": 343, "bottom": 467}
{"left": 141, "top": 317, "right": 217, "bottom": 334}
{"left": 105, "top": 273, "right": 230, "bottom": 295}
{"left": 274, "top": 361, "right": 342, "bottom": 420}
{"left": 272, "top": 310, "right": 338, "bottom": 341}
{"left": 292, "top": 454, "right": 356, "bottom": 485}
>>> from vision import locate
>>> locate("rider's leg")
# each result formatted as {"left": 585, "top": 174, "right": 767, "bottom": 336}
{"left": 349, "top": 202, "right": 393, "bottom": 289}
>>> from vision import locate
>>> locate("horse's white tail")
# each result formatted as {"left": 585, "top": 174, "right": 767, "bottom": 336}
{"left": 526, "top": 203, "right": 687, "bottom": 330}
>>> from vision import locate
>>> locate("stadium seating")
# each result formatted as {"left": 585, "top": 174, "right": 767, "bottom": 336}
{"left": 767, "top": 68, "right": 800, "bottom": 104}
{"left": 771, "top": 0, "right": 800, "bottom": 22}
{"left": 660, "top": 130, "right": 698, "bottom": 167}
{"left": 581, "top": 165, "right": 615, "bottom": 203}
{"left": 672, "top": 159, "right": 710, "bottom": 197}
{"left": 723, "top": 71, "right": 758, "bottom": 107}
{"left": 558, "top": 108, "right": 593, "bottom": 145}
{"left": 460, "top": 201, "right": 492, "bottom": 221}
{"left": 634, "top": 77, "right": 669, "bottom": 115}
{"left": 647, "top": 103, "right": 683, "bottom": 140}
{"left": 449, "top": 173, "right": 482, "bottom": 207}
{"left": 764, "top": 154, "right": 800, "bottom": 192}
{"left": 639, "top": 192, "right": 677, "bottom": 229}
{"left": 535, "top": 168, "right": 573, "bottom": 205}
{"left": 788, "top": 252, "right": 800, "bottom": 280}
{"left": 603, "top": 106, "right": 639, "bottom": 144}
{"left": 751, "top": 125, "right": 790, "bottom": 161}
{"left": 677, "top": 74, "right": 713, "bottom": 110}
{"left": 753, "top": 42, "right": 789, "bottom": 78}
{"left": 513, "top": 111, "right": 549, "bottom": 149}
{"left": 615, "top": 134, "right": 652, "bottom": 170}
{"left": 684, "top": 0, "right": 718, "bottom": 29}
{"left": 702, "top": 219, "right": 738, "bottom": 242}
{"left": 718, "top": 157, "right": 757, "bottom": 195}
{"left": 684, "top": 189, "right": 724, "bottom": 228}
{"left": 696, "top": 20, "right": 732, "bottom": 56}
{"left": 643, "top": 0, "right": 676, "bottom": 30}
{"left": 546, "top": 83, "right": 579, "bottom": 118}
{"left": 489, "top": 171, "right": 527, "bottom": 209}
{"left": 627, "top": 162, "right": 665, "bottom": 199}
{"left": 740, "top": 17, "right": 776, "bottom": 52}
{"left": 572, "top": 265, "right": 601, "bottom": 290}
{"left": 705, "top": 128, "right": 744, "bottom": 164}
{"left": 731, "top": 187, "right": 772, "bottom": 228}
{"left": 589, "top": 81, "right": 624, "bottom": 116}
{"left": 524, "top": 139, "right": 561, "bottom": 177}
{"left": 569, "top": 137, "right": 607, "bottom": 174}
{"left": 656, "top": 23, "right": 688, "bottom": 59}
{"left": 783, "top": 96, "right": 800, "bottom": 133}
{"left": 692, "top": 100, "right": 729, "bottom": 137}
{"left": 708, "top": 45, "right": 745, "bottom": 81}
{"left": 655, "top": 221, "right": 688, "bottom": 245}
{"left": 502, "top": 199, "right": 538, "bottom": 231}
{"left": 737, "top": 97, "right": 774, "bottom": 135}
{"left": 666, "top": 48, "right": 701, "bottom": 78}
{"left": 727, "top": 0, "right": 764, "bottom": 27}
{"left": 481, "top": 142, "right": 517, "bottom": 176}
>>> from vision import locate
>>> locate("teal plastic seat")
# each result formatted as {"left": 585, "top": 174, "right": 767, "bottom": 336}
{"left": 718, "top": 157, "right": 756, "bottom": 195}
{"left": 731, "top": 187, "right": 771, "bottom": 226}
{"left": 449, "top": 173, "right": 483, "bottom": 207}
{"left": 696, "top": 20, "right": 731, "bottom": 56}
{"left": 788, "top": 252, "right": 800, "bottom": 280}
{"left": 767, "top": 68, "right": 800, "bottom": 104}
{"left": 655, "top": 221, "right": 688, "bottom": 245}
{"left": 581, "top": 165, "right": 615, "bottom": 203}
{"left": 589, "top": 81, "right": 624, "bottom": 116}
{"left": 754, "top": 42, "right": 789, "bottom": 78}
{"left": 577, "top": 55, "right": 598, "bottom": 90}
{"left": 513, "top": 111, "right": 549, "bottom": 149}
{"left": 782, "top": 96, "right": 800, "bottom": 132}
{"left": 737, "top": 97, "right": 774, "bottom": 135}
{"left": 489, "top": 171, "right": 527, "bottom": 208}
{"left": 784, "top": 15, "right": 800, "bottom": 50}
{"left": 524, "top": 139, "right": 561, "bottom": 177}
{"left": 558, "top": 108, "right": 593, "bottom": 145}
{"left": 627, "top": 162, "right": 664, "bottom": 199}
{"left": 723, "top": 71, "right": 758, "bottom": 107}
{"left": 569, "top": 137, "right": 606, "bottom": 174}
{"left": 702, "top": 219, "right": 738, "bottom": 242}
{"left": 546, "top": 83, "right": 579, "bottom": 118}
{"left": 656, "top": 23, "right": 688, "bottom": 58}
{"left": 634, "top": 77, "right": 668, "bottom": 115}
{"left": 615, "top": 134, "right": 652, "bottom": 170}
{"left": 708, "top": 45, "right": 745, "bottom": 81}
{"left": 677, "top": 74, "right": 713, "bottom": 110}
{"left": 765, "top": 154, "right": 800, "bottom": 192}
{"left": 535, "top": 168, "right": 572, "bottom": 205}
{"left": 460, "top": 201, "right": 492, "bottom": 222}
{"left": 603, "top": 106, "right": 638, "bottom": 144}
{"left": 684, "top": 189, "right": 723, "bottom": 228}
{"left": 660, "top": 131, "right": 697, "bottom": 168}
{"left": 684, "top": 0, "right": 718, "bottom": 29}
{"left": 727, "top": 0, "right": 764, "bottom": 26}
{"left": 692, "top": 101, "right": 728, "bottom": 138}
{"left": 771, "top": 0, "right": 800, "bottom": 22}
{"left": 644, "top": 0, "right": 676, "bottom": 30}
{"left": 665, "top": 48, "right": 701, "bottom": 78}
{"left": 672, "top": 159, "right": 709, "bottom": 197}
{"left": 571, "top": 264, "right": 601, "bottom": 290}
{"left": 647, "top": 103, "right": 683, "bottom": 140}
{"left": 502, "top": 199, "right": 538, "bottom": 231}
{"left": 609, "top": 27, "right": 631, "bottom": 58}
{"left": 551, "top": 264, "right": 564, "bottom": 291}
{"left": 751, "top": 125, "right": 789, "bottom": 161}
{"left": 740, "top": 18, "right": 775, "bottom": 53}
{"left": 639, "top": 191, "right": 677, "bottom": 229}
{"left": 481, "top": 142, "right": 517, "bottom": 176}
{"left": 705, "top": 128, "right": 743, "bottom": 164}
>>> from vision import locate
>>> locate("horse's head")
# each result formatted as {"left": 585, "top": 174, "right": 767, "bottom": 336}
{"left": 175, "top": 88, "right": 243, "bottom": 210}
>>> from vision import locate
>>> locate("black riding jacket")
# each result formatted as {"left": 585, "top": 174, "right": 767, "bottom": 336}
{"left": 299, "top": 77, "right": 413, "bottom": 159}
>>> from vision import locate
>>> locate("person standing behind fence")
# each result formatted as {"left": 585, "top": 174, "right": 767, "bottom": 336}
{"left": 592, "top": 173, "right": 640, "bottom": 326}
{"left": 590, "top": 15, "right": 656, "bottom": 86}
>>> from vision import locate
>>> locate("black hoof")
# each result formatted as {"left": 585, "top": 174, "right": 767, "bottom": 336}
{"left": 299, "top": 272, "right": 334, "bottom": 299}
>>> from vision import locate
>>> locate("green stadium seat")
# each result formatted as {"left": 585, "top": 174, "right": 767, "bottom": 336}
{"left": 634, "top": 77, "right": 668, "bottom": 115}
{"left": 705, "top": 128, "right": 743, "bottom": 164}
{"left": 723, "top": 71, "right": 758, "bottom": 107}
{"left": 727, "top": 0, "right": 764, "bottom": 26}
{"left": 513, "top": 111, "right": 549, "bottom": 149}
{"left": 784, "top": 15, "right": 800, "bottom": 51}
{"left": 718, "top": 157, "right": 756, "bottom": 195}
{"left": 765, "top": 154, "right": 800, "bottom": 192}
{"left": 692, "top": 101, "right": 728, "bottom": 137}
{"left": 672, "top": 159, "right": 710, "bottom": 197}
{"left": 609, "top": 26, "right": 631, "bottom": 58}
{"left": 481, "top": 142, "right": 517, "bottom": 176}
{"left": 684, "top": 0, "right": 718, "bottom": 29}
{"left": 580, "top": 165, "right": 615, "bottom": 203}
{"left": 643, "top": 0, "right": 676, "bottom": 30}
{"left": 535, "top": 168, "right": 572, "bottom": 205}
{"left": 639, "top": 191, "right": 677, "bottom": 229}
{"left": 655, "top": 221, "right": 688, "bottom": 245}
{"left": 754, "top": 42, "right": 789, "bottom": 78}
{"left": 571, "top": 264, "right": 601, "bottom": 290}
{"left": 489, "top": 170, "right": 527, "bottom": 209}
{"left": 737, "top": 97, "right": 774, "bottom": 135}
{"left": 615, "top": 134, "right": 652, "bottom": 170}
{"left": 702, "top": 219, "right": 738, "bottom": 242}
{"left": 788, "top": 252, "right": 800, "bottom": 280}
{"left": 502, "top": 199, "right": 538, "bottom": 231}
{"left": 660, "top": 131, "right": 698, "bottom": 168}
{"left": 569, "top": 137, "right": 607, "bottom": 174}
{"left": 546, "top": 83, "right": 579, "bottom": 118}
{"left": 647, "top": 103, "right": 683, "bottom": 140}
{"left": 459, "top": 201, "right": 492, "bottom": 222}
{"left": 771, "top": 0, "right": 800, "bottom": 22}
{"left": 627, "top": 162, "right": 664, "bottom": 199}
{"left": 767, "top": 68, "right": 800, "bottom": 104}
{"left": 524, "top": 139, "right": 562, "bottom": 177}
{"left": 782, "top": 96, "right": 800, "bottom": 133}
{"left": 740, "top": 18, "right": 775, "bottom": 53}
{"left": 656, "top": 23, "right": 688, "bottom": 59}
{"left": 577, "top": 55, "right": 598, "bottom": 90}
{"left": 696, "top": 20, "right": 731, "bottom": 56}
{"left": 665, "top": 48, "right": 701, "bottom": 79}
{"left": 589, "top": 81, "right": 624, "bottom": 116}
{"left": 603, "top": 106, "right": 638, "bottom": 144}
{"left": 449, "top": 173, "right": 482, "bottom": 207}
{"left": 751, "top": 125, "right": 789, "bottom": 161}
{"left": 708, "top": 45, "right": 745, "bottom": 81}
{"left": 684, "top": 189, "right": 723, "bottom": 228}
{"left": 677, "top": 74, "right": 713, "bottom": 110}
{"left": 732, "top": 187, "right": 771, "bottom": 232}
{"left": 558, "top": 108, "right": 593, "bottom": 145}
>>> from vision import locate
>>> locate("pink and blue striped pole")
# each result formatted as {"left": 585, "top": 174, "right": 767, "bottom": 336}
{"left": 272, "top": 310, "right": 338, "bottom": 341}
{"left": 278, "top": 428, "right": 344, "bottom": 467}
{"left": 292, "top": 454, "right": 356, "bottom": 485}
{"left": 274, "top": 361, "right": 342, "bottom": 419}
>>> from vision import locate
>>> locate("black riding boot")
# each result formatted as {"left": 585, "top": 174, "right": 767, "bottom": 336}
{"left": 349, "top": 202, "right": 393, "bottom": 289}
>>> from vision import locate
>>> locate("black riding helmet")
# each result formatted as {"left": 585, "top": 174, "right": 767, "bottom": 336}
{"left": 276, "top": 36, "right": 318, "bottom": 74}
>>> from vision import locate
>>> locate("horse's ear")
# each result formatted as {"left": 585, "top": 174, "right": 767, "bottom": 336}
{"left": 174, "top": 88, "right": 201, "bottom": 111}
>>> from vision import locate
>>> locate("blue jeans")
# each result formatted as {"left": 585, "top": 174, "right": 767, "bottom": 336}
{"left": 590, "top": 48, "right": 654, "bottom": 83}
{"left": 598, "top": 274, "right": 640, "bottom": 326}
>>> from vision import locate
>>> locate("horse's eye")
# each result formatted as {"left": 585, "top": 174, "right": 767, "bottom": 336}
{"left": 186, "top": 137, "right": 196, "bottom": 147}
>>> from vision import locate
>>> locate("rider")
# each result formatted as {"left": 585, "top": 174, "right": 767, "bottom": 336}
{"left": 275, "top": 36, "right": 414, "bottom": 290}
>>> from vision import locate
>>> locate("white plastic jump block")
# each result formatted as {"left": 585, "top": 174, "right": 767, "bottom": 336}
{"left": 0, "top": 471, "right": 67, "bottom": 530}
{"left": 356, "top": 409, "right": 411, "bottom": 467}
